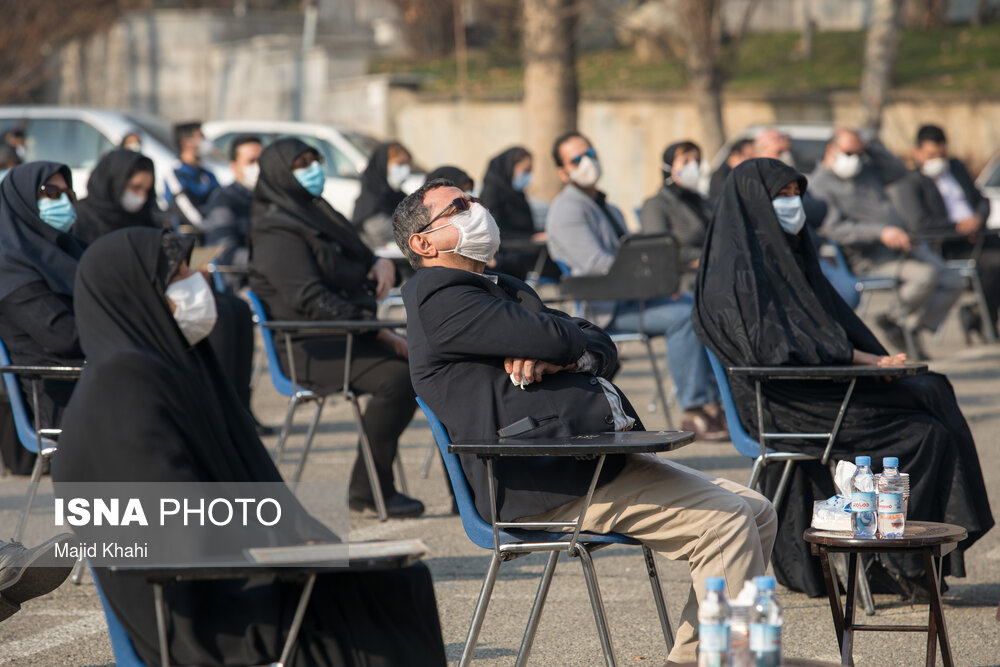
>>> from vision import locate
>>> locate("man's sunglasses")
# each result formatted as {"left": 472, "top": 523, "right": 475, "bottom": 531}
{"left": 418, "top": 196, "right": 484, "bottom": 232}
{"left": 569, "top": 147, "right": 596, "bottom": 166}
{"left": 39, "top": 184, "right": 77, "bottom": 203}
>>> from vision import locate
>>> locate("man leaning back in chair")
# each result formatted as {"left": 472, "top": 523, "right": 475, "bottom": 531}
{"left": 392, "top": 178, "right": 777, "bottom": 665}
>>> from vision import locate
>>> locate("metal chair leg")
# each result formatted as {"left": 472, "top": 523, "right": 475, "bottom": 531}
{"left": 273, "top": 394, "right": 301, "bottom": 462}
{"left": 515, "top": 551, "right": 560, "bottom": 667}
{"left": 642, "top": 336, "right": 674, "bottom": 429}
{"left": 459, "top": 552, "right": 503, "bottom": 667}
{"left": 747, "top": 457, "right": 766, "bottom": 494}
{"left": 12, "top": 448, "right": 51, "bottom": 543}
{"left": 394, "top": 453, "right": 409, "bottom": 496}
{"left": 577, "top": 546, "right": 618, "bottom": 667}
{"left": 642, "top": 545, "right": 674, "bottom": 652}
{"left": 419, "top": 441, "right": 436, "bottom": 479}
{"left": 70, "top": 558, "right": 85, "bottom": 585}
{"left": 772, "top": 459, "right": 796, "bottom": 511}
{"left": 348, "top": 394, "right": 388, "bottom": 521}
{"left": 970, "top": 271, "right": 997, "bottom": 344}
{"left": 291, "top": 397, "right": 325, "bottom": 485}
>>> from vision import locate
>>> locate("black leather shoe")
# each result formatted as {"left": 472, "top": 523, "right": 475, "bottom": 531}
{"left": 349, "top": 493, "right": 425, "bottom": 518}
{"left": 0, "top": 534, "right": 75, "bottom": 622}
{"left": 959, "top": 304, "right": 984, "bottom": 345}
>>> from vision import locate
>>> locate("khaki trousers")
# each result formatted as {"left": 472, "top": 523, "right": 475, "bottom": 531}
{"left": 523, "top": 453, "right": 777, "bottom": 664}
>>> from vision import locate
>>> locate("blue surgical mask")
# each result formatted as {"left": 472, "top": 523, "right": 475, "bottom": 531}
{"left": 772, "top": 195, "right": 806, "bottom": 235}
{"left": 37, "top": 193, "right": 77, "bottom": 233}
{"left": 512, "top": 171, "right": 532, "bottom": 192}
{"left": 293, "top": 160, "right": 325, "bottom": 198}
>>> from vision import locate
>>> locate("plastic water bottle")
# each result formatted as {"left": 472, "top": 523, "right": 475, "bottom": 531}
{"left": 698, "top": 577, "right": 731, "bottom": 667}
{"left": 749, "top": 576, "right": 782, "bottom": 667}
{"left": 878, "top": 456, "right": 906, "bottom": 538}
{"left": 851, "top": 456, "right": 877, "bottom": 537}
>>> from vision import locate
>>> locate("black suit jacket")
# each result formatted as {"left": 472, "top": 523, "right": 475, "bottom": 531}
{"left": 403, "top": 266, "right": 637, "bottom": 521}
{"left": 889, "top": 158, "right": 991, "bottom": 233}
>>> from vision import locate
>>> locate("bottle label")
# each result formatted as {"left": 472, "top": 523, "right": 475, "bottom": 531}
{"left": 878, "top": 492, "right": 903, "bottom": 514}
{"left": 750, "top": 623, "right": 781, "bottom": 652}
{"left": 699, "top": 623, "right": 730, "bottom": 652}
{"left": 852, "top": 491, "right": 875, "bottom": 512}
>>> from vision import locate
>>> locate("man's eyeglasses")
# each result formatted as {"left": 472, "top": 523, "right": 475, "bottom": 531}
{"left": 417, "top": 196, "right": 484, "bottom": 232}
{"left": 39, "top": 184, "right": 77, "bottom": 203}
{"left": 569, "top": 147, "right": 596, "bottom": 166}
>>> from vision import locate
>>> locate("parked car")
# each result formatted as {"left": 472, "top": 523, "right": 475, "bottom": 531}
{"left": 201, "top": 120, "right": 424, "bottom": 219}
{"left": 0, "top": 106, "right": 178, "bottom": 200}
{"left": 975, "top": 151, "right": 1000, "bottom": 229}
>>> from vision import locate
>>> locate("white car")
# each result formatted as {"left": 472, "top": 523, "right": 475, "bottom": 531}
{"left": 201, "top": 120, "right": 424, "bottom": 220}
{"left": 0, "top": 106, "right": 178, "bottom": 200}
{"left": 975, "top": 151, "right": 1000, "bottom": 229}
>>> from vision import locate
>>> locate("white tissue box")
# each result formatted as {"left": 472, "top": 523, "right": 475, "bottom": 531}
{"left": 811, "top": 495, "right": 852, "bottom": 531}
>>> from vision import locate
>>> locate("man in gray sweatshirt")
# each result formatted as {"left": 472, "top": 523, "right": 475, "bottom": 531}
{"left": 545, "top": 131, "right": 726, "bottom": 440}
{"left": 808, "top": 128, "right": 961, "bottom": 355}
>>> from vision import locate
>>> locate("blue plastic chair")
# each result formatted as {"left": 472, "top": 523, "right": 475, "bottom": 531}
{"left": 704, "top": 347, "right": 816, "bottom": 510}
{"left": 93, "top": 574, "right": 148, "bottom": 667}
{"left": 246, "top": 291, "right": 406, "bottom": 521}
{"left": 416, "top": 397, "right": 673, "bottom": 666}
{"left": 0, "top": 336, "right": 61, "bottom": 543}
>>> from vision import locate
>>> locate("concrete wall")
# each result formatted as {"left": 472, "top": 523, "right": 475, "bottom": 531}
{"left": 394, "top": 93, "right": 1000, "bottom": 228}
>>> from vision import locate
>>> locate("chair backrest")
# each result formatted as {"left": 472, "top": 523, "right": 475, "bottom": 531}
{"left": 0, "top": 336, "right": 54, "bottom": 454}
{"left": 245, "top": 291, "right": 295, "bottom": 397}
{"left": 558, "top": 234, "right": 680, "bottom": 302}
{"left": 415, "top": 397, "right": 504, "bottom": 549}
{"left": 93, "top": 572, "right": 148, "bottom": 667}
{"left": 818, "top": 241, "right": 862, "bottom": 310}
{"left": 207, "top": 259, "right": 228, "bottom": 294}
{"left": 703, "top": 347, "right": 763, "bottom": 460}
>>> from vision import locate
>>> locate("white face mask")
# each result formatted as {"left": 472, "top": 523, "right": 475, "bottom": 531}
{"left": 165, "top": 272, "right": 218, "bottom": 346}
{"left": 425, "top": 202, "right": 501, "bottom": 264}
{"left": 831, "top": 151, "right": 862, "bottom": 180}
{"left": 387, "top": 163, "right": 411, "bottom": 191}
{"left": 772, "top": 195, "right": 806, "bottom": 235}
{"left": 120, "top": 189, "right": 147, "bottom": 213}
{"left": 673, "top": 160, "right": 701, "bottom": 191}
{"left": 124, "top": 142, "right": 142, "bottom": 152}
{"left": 238, "top": 162, "right": 260, "bottom": 190}
{"left": 921, "top": 157, "right": 948, "bottom": 179}
{"left": 569, "top": 155, "right": 601, "bottom": 188}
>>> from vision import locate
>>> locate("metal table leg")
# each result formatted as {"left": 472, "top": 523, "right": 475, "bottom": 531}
{"left": 276, "top": 573, "right": 317, "bottom": 667}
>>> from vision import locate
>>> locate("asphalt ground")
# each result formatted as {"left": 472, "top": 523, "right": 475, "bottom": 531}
{"left": 1, "top": 298, "right": 999, "bottom": 666}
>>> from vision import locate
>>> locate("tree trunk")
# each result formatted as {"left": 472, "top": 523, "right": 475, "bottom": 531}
{"left": 522, "top": 0, "right": 578, "bottom": 201}
{"left": 860, "top": 0, "right": 903, "bottom": 132}
{"left": 674, "top": 0, "right": 726, "bottom": 157}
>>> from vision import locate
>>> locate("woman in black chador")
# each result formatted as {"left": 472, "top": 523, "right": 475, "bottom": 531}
{"left": 73, "top": 149, "right": 159, "bottom": 244}
{"left": 250, "top": 138, "right": 424, "bottom": 518}
{"left": 692, "top": 158, "right": 993, "bottom": 598}
{"left": 52, "top": 227, "right": 446, "bottom": 667}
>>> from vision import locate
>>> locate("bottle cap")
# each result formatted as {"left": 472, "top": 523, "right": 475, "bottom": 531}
{"left": 883, "top": 457, "right": 898, "bottom": 468}
{"left": 754, "top": 576, "right": 776, "bottom": 591}
{"left": 855, "top": 456, "right": 871, "bottom": 466}
{"left": 705, "top": 577, "right": 726, "bottom": 592}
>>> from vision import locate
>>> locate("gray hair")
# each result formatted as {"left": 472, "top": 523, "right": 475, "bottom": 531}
{"left": 392, "top": 178, "right": 457, "bottom": 269}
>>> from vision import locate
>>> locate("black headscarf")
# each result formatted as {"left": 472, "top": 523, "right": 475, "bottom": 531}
{"left": 350, "top": 142, "right": 407, "bottom": 227}
{"left": 693, "top": 158, "right": 885, "bottom": 367}
{"left": 426, "top": 165, "right": 473, "bottom": 191}
{"left": 479, "top": 146, "right": 534, "bottom": 238}
{"left": 73, "top": 149, "right": 157, "bottom": 244}
{"left": 55, "top": 226, "right": 331, "bottom": 538}
{"left": 251, "top": 137, "right": 374, "bottom": 266}
{"left": 0, "top": 161, "right": 86, "bottom": 301}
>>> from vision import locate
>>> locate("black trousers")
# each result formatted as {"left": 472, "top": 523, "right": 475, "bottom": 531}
{"left": 281, "top": 334, "right": 417, "bottom": 502}
{"left": 942, "top": 236, "right": 1000, "bottom": 330}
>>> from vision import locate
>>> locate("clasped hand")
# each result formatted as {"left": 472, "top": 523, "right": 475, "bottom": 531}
{"left": 504, "top": 358, "right": 575, "bottom": 385}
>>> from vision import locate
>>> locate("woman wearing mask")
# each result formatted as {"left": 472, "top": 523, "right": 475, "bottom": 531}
{"left": 479, "top": 146, "right": 555, "bottom": 280}
{"left": 692, "top": 158, "right": 994, "bottom": 599}
{"left": 425, "top": 165, "right": 473, "bottom": 194}
{"left": 73, "top": 149, "right": 159, "bottom": 244}
{"left": 351, "top": 141, "right": 412, "bottom": 251}
{"left": 250, "top": 138, "right": 423, "bottom": 518}
{"left": 0, "top": 162, "right": 86, "bottom": 474}
{"left": 639, "top": 141, "right": 710, "bottom": 284}
{"left": 53, "top": 227, "right": 446, "bottom": 666}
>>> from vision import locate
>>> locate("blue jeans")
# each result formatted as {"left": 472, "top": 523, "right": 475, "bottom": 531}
{"left": 609, "top": 294, "right": 720, "bottom": 411}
